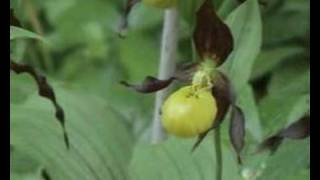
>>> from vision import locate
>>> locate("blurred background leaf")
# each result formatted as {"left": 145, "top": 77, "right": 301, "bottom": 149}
{"left": 10, "top": 26, "right": 44, "bottom": 41}
{"left": 129, "top": 136, "right": 242, "bottom": 180}
{"left": 11, "top": 75, "right": 134, "bottom": 180}
{"left": 222, "top": 0, "right": 262, "bottom": 93}
{"left": 10, "top": 0, "right": 309, "bottom": 179}
{"left": 259, "top": 138, "right": 309, "bottom": 180}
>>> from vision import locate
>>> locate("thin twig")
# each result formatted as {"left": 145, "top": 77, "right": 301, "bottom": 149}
{"left": 214, "top": 127, "right": 223, "bottom": 180}
{"left": 151, "top": 8, "right": 179, "bottom": 144}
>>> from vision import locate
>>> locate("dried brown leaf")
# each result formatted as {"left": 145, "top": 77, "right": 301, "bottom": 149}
{"left": 10, "top": 60, "right": 69, "bottom": 149}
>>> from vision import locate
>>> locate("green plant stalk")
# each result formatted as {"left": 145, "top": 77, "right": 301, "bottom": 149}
{"left": 214, "top": 127, "right": 223, "bottom": 180}
{"left": 151, "top": 7, "right": 179, "bottom": 144}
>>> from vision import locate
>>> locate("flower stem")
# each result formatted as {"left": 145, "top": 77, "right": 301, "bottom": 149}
{"left": 214, "top": 127, "right": 223, "bottom": 180}
{"left": 151, "top": 8, "right": 179, "bottom": 144}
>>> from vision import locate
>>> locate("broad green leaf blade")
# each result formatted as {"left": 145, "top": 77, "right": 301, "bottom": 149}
{"left": 127, "top": 4, "right": 163, "bottom": 31}
{"left": 251, "top": 46, "right": 306, "bottom": 79}
{"left": 221, "top": 0, "right": 262, "bottom": 93}
{"left": 10, "top": 60, "right": 70, "bottom": 148}
{"left": 10, "top": 26, "right": 45, "bottom": 42}
{"left": 10, "top": 73, "right": 37, "bottom": 104}
{"left": 178, "top": 0, "right": 206, "bottom": 28}
{"left": 251, "top": 0, "right": 309, "bottom": 79}
{"left": 262, "top": 0, "right": 309, "bottom": 46}
{"left": 267, "top": 62, "right": 310, "bottom": 96}
{"left": 259, "top": 139, "right": 309, "bottom": 180}
{"left": 238, "top": 85, "right": 262, "bottom": 142}
{"left": 217, "top": 0, "right": 238, "bottom": 19}
{"left": 11, "top": 173, "right": 42, "bottom": 180}
{"left": 11, "top": 81, "right": 134, "bottom": 180}
{"left": 259, "top": 94, "right": 309, "bottom": 137}
{"left": 280, "top": 169, "right": 309, "bottom": 180}
{"left": 118, "top": 32, "right": 158, "bottom": 81}
{"left": 129, "top": 136, "right": 242, "bottom": 180}
{"left": 43, "top": 0, "right": 117, "bottom": 48}
{"left": 11, "top": 105, "right": 98, "bottom": 180}
{"left": 10, "top": 148, "right": 44, "bottom": 180}
{"left": 259, "top": 61, "right": 310, "bottom": 136}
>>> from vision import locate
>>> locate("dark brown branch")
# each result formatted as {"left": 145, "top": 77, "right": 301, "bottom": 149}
{"left": 10, "top": 60, "right": 69, "bottom": 149}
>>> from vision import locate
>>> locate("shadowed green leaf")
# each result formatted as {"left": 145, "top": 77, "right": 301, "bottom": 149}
{"left": 222, "top": 0, "right": 262, "bottom": 93}
{"left": 10, "top": 26, "right": 46, "bottom": 42}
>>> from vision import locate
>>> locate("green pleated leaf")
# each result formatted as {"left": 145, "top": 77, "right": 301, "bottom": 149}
{"left": 11, "top": 80, "right": 134, "bottom": 180}
{"left": 217, "top": 0, "right": 238, "bottom": 19}
{"left": 251, "top": 0, "right": 309, "bottom": 79}
{"left": 259, "top": 93, "right": 309, "bottom": 137}
{"left": 262, "top": 0, "right": 309, "bottom": 46}
{"left": 259, "top": 61, "right": 310, "bottom": 137}
{"left": 10, "top": 60, "right": 70, "bottom": 148}
{"left": 259, "top": 139, "right": 309, "bottom": 180}
{"left": 10, "top": 73, "right": 37, "bottom": 104}
{"left": 238, "top": 85, "right": 262, "bottom": 142}
{"left": 10, "top": 148, "right": 47, "bottom": 180}
{"left": 251, "top": 46, "right": 306, "bottom": 79}
{"left": 221, "top": 0, "right": 262, "bottom": 93}
{"left": 43, "top": 0, "right": 117, "bottom": 48}
{"left": 118, "top": 32, "right": 159, "bottom": 82}
{"left": 267, "top": 61, "right": 310, "bottom": 96}
{"left": 10, "top": 26, "right": 46, "bottom": 42}
{"left": 129, "top": 136, "right": 242, "bottom": 180}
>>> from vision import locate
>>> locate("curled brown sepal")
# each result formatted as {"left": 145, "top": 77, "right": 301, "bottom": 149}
{"left": 192, "top": 72, "right": 235, "bottom": 152}
{"left": 120, "top": 76, "right": 175, "bottom": 93}
{"left": 121, "top": 61, "right": 199, "bottom": 94}
{"left": 193, "top": 0, "right": 234, "bottom": 66}
{"left": 256, "top": 115, "right": 310, "bottom": 154}
{"left": 229, "top": 105, "right": 245, "bottom": 164}
{"left": 117, "top": 0, "right": 141, "bottom": 38}
{"left": 10, "top": 60, "right": 70, "bottom": 149}
{"left": 212, "top": 72, "right": 235, "bottom": 128}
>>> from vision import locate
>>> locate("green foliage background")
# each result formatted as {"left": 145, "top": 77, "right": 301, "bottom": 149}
{"left": 10, "top": 0, "right": 309, "bottom": 179}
